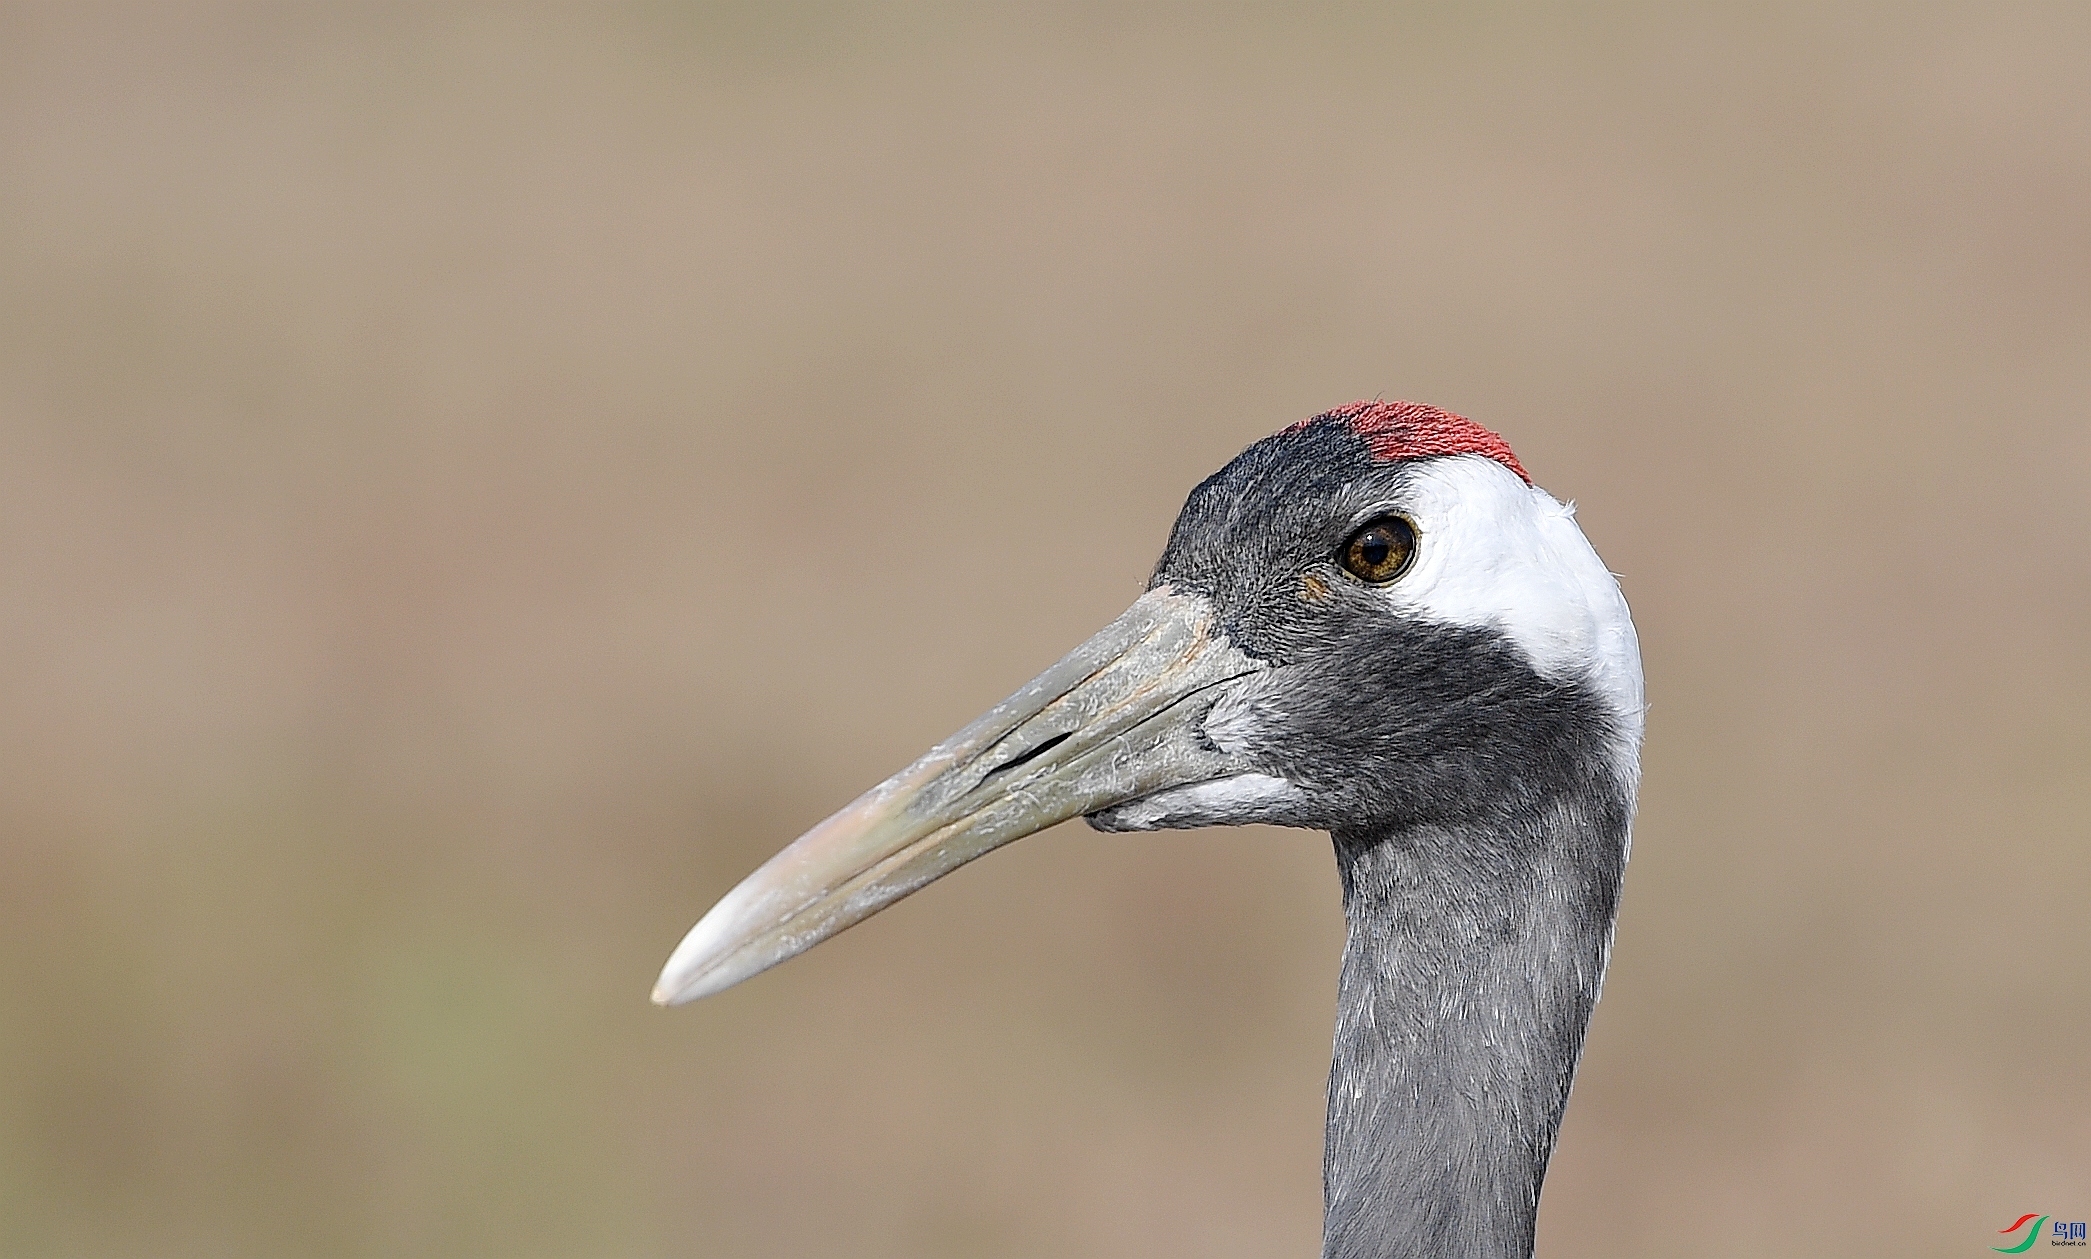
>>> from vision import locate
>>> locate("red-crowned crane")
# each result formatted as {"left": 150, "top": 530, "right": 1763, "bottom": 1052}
{"left": 652, "top": 401, "right": 1645, "bottom": 1259}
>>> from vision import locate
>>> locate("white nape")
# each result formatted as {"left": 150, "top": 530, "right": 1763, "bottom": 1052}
{"left": 1383, "top": 455, "right": 1645, "bottom": 762}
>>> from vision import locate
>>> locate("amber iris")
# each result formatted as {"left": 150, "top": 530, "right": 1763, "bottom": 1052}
{"left": 1340, "top": 516, "right": 1417, "bottom": 583}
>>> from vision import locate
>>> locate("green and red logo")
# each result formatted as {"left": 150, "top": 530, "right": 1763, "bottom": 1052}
{"left": 1995, "top": 1215, "right": 2049, "bottom": 1253}
{"left": 1998, "top": 1213, "right": 2091, "bottom": 1250}
{"left": 1993, "top": 1214, "right": 2090, "bottom": 1251}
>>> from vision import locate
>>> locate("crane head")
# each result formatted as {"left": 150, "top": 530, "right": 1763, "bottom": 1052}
{"left": 652, "top": 401, "right": 1641, "bottom": 1006}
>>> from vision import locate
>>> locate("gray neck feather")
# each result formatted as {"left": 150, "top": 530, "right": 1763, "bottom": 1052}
{"left": 1320, "top": 794, "right": 1627, "bottom": 1259}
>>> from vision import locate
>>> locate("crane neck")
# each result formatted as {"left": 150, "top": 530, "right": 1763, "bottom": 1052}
{"left": 1320, "top": 790, "right": 1631, "bottom": 1259}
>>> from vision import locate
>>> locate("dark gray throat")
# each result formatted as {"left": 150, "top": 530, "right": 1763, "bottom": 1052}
{"left": 1320, "top": 792, "right": 1629, "bottom": 1259}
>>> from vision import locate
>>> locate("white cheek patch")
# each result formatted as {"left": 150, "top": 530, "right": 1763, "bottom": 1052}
{"left": 1202, "top": 683, "right": 1262, "bottom": 756}
{"left": 1383, "top": 456, "right": 1646, "bottom": 764}
{"left": 1086, "top": 773, "right": 1314, "bottom": 832}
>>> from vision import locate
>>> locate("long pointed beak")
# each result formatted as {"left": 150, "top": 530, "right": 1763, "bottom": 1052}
{"left": 652, "top": 585, "right": 1262, "bottom": 1006}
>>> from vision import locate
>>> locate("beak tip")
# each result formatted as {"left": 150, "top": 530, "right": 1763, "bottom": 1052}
{"left": 652, "top": 949, "right": 738, "bottom": 1007}
{"left": 651, "top": 946, "right": 700, "bottom": 1006}
{"left": 651, "top": 962, "right": 706, "bottom": 1007}
{"left": 653, "top": 912, "right": 735, "bottom": 1007}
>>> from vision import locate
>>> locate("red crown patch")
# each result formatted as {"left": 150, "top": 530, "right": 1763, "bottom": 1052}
{"left": 1303, "top": 400, "right": 1530, "bottom": 484}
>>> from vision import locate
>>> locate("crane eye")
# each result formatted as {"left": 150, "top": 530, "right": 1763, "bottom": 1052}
{"left": 1339, "top": 516, "right": 1416, "bottom": 584}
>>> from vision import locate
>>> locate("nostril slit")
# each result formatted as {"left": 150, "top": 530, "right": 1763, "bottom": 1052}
{"left": 983, "top": 731, "right": 1071, "bottom": 779}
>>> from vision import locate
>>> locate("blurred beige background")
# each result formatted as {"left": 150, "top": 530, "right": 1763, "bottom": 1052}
{"left": 2, "top": 4, "right": 2086, "bottom": 1257}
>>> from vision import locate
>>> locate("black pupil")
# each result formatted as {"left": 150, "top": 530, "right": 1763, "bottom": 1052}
{"left": 1359, "top": 532, "right": 1392, "bottom": 567}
